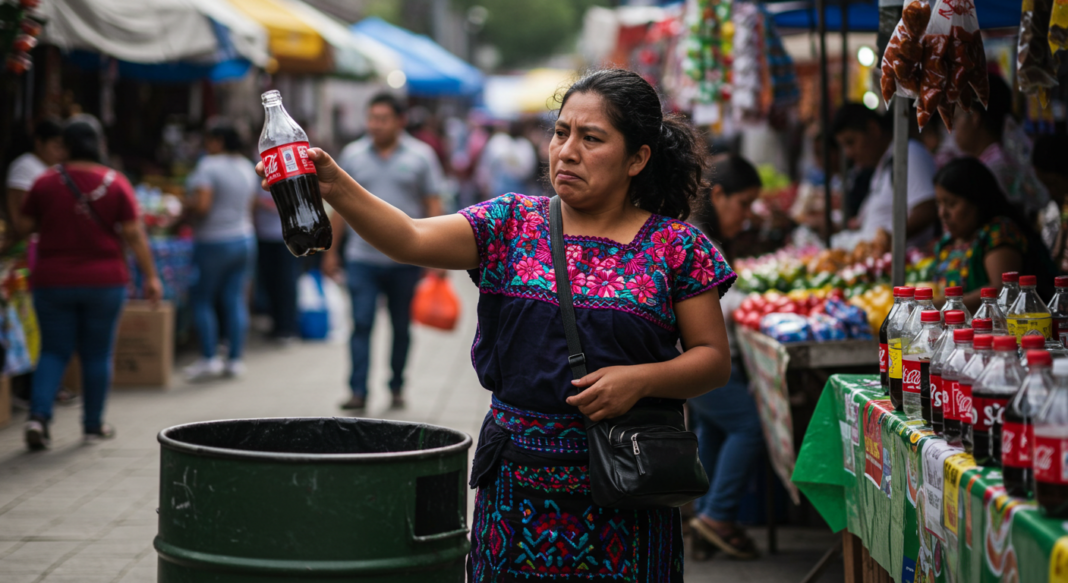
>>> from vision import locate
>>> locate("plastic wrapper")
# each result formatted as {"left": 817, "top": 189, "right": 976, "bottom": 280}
{"left": 1018, "top": 0, "right": 1059, "bottom": 106}
{"left": 918, "top": 0, "right": 987, "bottom": 130}
{"left": 760, "top": 313, "right": 812, "bottom": 343}
{"left": 1050, "top": 0, "right": 1068, "bottom": 55}
{"left": 809, "top": 314, "right": 849, "bottom": 342}
{"left": 880, "top": 0, "right": 930, "bottom": 104}
{"left": 917, "top": 32, "right": 949, "bottom": 129}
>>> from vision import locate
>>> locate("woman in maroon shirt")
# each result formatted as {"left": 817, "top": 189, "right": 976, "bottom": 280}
{"left": 13, "top": 120, "right": 161, "bottom": 449}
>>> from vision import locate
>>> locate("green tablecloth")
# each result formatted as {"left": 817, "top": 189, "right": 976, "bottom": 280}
{"left": 793, "top": 374, "right": 1068, "bottom": 583}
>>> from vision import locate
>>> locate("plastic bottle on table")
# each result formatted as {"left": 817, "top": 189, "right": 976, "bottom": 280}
{"left": 930, "top": 310, "right": 968, "bottom": 435}
{"left": 1007, "top": 275, "right": 1052, "bottom": 342}
{"left": 941, "top": 328, "right": 975, "bottom": 446}
{"left": 960, "top": 334, "right": 996, "bottom": 454}
{"left": 1004, "top": 349, "right": 1052, "bottom": 498}
{"left": 904, "top": 287, "right": 939, "bottom": 331}
{"left": 880, "top": 287, "right": 915, "bottom": 395}
{"left": 998, "top": 272, "right": 1021, "bottom": 315}
{"left": 1048, "top": 276, "right": 1068, "bottom": 347}
{"left": 1035, "top": 359, "right": 1068, "bottom": 518}
{"left": 887, "top": 286, "right": 917, "bottom": 411}
{"left": 941, "top": 286, "right": 973, "bottom": 325}
{"left": 903, "top": 310, "right": 942, "bottom": 423}
{"left": 1020, "top": 335, "right": 1047, "bottom": 367}
{"left": 975, "top": 288, "right": 1009, "bottom": 334}
{"left": 972, "top": 335, "right": 1024, "bottom": 467}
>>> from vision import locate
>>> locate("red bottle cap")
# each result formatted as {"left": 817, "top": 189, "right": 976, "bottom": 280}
{"left": 921, "top": 310, "right": 941, "bottom": 323}
{"left": 972, "top": 318, "right": 993, "bottom": 331}
{"left": 915, "top": 287, "right": 933, "bottom": 300}
{"left": 973, "top": 334, "right": 994, "bottom": 349}
{"left": 1020, "top": 275, "right": 1037, "bottom": 286}
{"left": 894, "top": 286, "right": 916, "bottom": 297}
{"left": 1028, "top": 350, "right": 1052, "bottom": 367}
{"left": 944, "top": 285, "right": 963, "bottom": 297}
{"left": 981, "top": 287, "right": 997, "bottom": 299}
{"left": 944, "top": 310, "right": 965, "bottom": 324}
{"left": 1002, "top": 272, "right": 1019, "bottom": 283}
{"left": 994, "top": 336, "right": 1018, "bottom": 351}
{"left": 1055, "top": 276, "right": 1068, "bottom": 288}
{"left": 1021, "top": 335, "right": 1046, "bottom": 349}
{"left": 954, "top": 329, "right": 974, "bottom": 343}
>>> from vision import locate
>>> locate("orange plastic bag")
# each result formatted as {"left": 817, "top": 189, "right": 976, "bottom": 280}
{"left": 411, "top": 273, "right": 460, "bottom": 331}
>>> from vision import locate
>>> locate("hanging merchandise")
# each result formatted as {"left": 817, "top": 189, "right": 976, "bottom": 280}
{"left": 1017, "top": 0, "right": 1060, "bottom": 106}
{"left": 914, "top": 0, "right": 989, "bottom": 130}
{"left": 730, "top": 2, "right": 763, "bottom": 117}
{"left": 0, "top": 0, "right": 43, "bottom": 75}
{"left": 880, "top": 0, "right": 930, "bottom": 105}
{"left": 759, "top": 3, "right": 799, "bottom": 110}
{"left": 683, "top": 0, "right": 733, "bottom": 105}
{"left": 1050, "top": 0, "right": 1068, "bottom": 54}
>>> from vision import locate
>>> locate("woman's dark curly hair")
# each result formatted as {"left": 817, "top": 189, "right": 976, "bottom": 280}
{"left": 556, "top": 69, "right": 707, "bottom": 221}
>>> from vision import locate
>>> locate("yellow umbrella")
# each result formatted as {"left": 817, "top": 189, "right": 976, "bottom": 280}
{"left": 227, "top": 0, "right": 329, "bottom": 74}
{"left": 515, "top": 69, "right": 577, "bottom": 113}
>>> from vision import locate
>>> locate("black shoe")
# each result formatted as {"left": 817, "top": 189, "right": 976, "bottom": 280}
{"left": 84, "top": 423, "right": 116, "bottom": 444}
{"left": 340, "top": 395, "right": 366, "bottom": 410}
{"left": 390, "top": 394, "right": 406, "bottom": 410}
{"left": 24, "top": 417, "right": 51, "bottom": 451}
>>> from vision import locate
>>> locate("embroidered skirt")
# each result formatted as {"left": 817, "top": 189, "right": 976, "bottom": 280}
{"left": 467, "top": 398, "right": 684, "bottom": 582}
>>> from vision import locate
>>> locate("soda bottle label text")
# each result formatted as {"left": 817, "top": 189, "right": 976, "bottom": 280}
{"left": 902, "top": 359, "right": 924, "bottom": 395}
{"left": 880, "top": 343, "right": 887, "bottom": 374}
{"left": 1034, "top": 434, "right": 1068, "bottom": 485}
{"left": 958, "top": 383, "right": 973, "bottom": 423}
{"left": 261, "top": 141, "right": 316, "bottom": 186}
{"left": 889, "top": 344, "right": 903, "bottom": 379}
{"left": 1001, "top": 421, "right": 1032, "bottom": 468}
{"left": 945, "top": 380, "right": 960, "bottom": 421}
{"left": 971, "top": 396, "right": 1008, "bottom": 431}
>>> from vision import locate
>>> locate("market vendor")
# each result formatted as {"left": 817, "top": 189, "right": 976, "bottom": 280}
{"left": 831, "top": 103, "right": 938, "bottom": 248}
{"left": 933, "top": 157, "right": 1054, "bottom": 309}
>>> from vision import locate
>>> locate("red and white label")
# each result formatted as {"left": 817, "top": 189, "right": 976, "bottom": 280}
{"left": 261, "top": 141, "right": 316, "bottom": 186}
{"left": 958, "top": 383, "right": 973, "bottom": 423}
{"left": 931, "top": 374, "right": 943, "bottom": 413}
{"left": 1034, "top": 434, "right": 1068, "bottom": 485}
{"left": 880, "top": 343, "right": 888, "bottom": 374}
{"left": 971, "top": 396, "right": 1009, "bottom": 431}
{"left": 1001, "top": 421, "right": 1032, "bottom": 468}
{"left": 945, "top": 380, "right": 960, "bottom": 421}
{"left": 903, "top": 359, "right": 923, "bottom": 394}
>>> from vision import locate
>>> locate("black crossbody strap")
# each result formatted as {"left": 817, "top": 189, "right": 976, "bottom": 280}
{"left": 550, "top": 196, "right": 588, "bottom": 381}
{"left": 56, "top": 165, "right": 119, "bottom": 238}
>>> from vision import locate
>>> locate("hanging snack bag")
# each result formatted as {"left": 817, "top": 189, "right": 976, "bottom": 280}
{"left": 881, "top": 0, "right": 931, "bottom": 105}
{"left": 950, "top": 0, "right": 989, "bottom": 108}
{"left": 1018, "top": 0, "right": 1059, "bottom": 106}
{"left": 1050, "top": 0, "right": 1068, "bottom": 55}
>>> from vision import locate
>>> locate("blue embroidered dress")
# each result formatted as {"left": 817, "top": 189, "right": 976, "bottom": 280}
{"left": 460, "top": 194, "right": 735, "bottom": 582}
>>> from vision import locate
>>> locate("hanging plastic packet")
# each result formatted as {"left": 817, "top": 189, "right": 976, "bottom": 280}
{"left": 917, "top": 0, "right": 951, "bottom": 130}
{"left": 1018, "top": 0, "right": 1060, "bottom": 107}
{"left": 951, "top": 0, "right": 989, "bottom": 109}
{"left": 880, "top": 0, "right": 931, "bottom": 105}
{"left": 1050, "top": 0, "right": 1068, "bottom": 55}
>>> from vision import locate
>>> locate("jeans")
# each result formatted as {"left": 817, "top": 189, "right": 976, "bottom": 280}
{"left": 689, "top": 361, "right": 766, "bottom": 522}
{"left": 346, "top": 262, "right": 422, "bottom": 397}
{"left": 257, "top": 239, "right": 299, "bottom": 338}
{"left": 191, "top": 236, "right": 256, "bottom": 360}
{"left": 30, "top": 286, "right": 126, "bottom": 432}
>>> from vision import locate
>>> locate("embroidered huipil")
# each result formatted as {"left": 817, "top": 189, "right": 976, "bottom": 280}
{"left": 460, "top": 194, "right": 735, "bottom": 582}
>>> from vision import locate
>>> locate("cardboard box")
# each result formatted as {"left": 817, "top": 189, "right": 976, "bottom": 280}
{"left": 0, "top": 376, "right": 10, "bottom": 429}
{"left": 113, "top": 300, "right": 174, "bottom": 388}
{"left": 60, "top": 300, "right": 174, "bottom": 390}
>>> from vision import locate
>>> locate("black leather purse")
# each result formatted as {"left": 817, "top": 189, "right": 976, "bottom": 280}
{"left": 549, "top": 196, "right": 710, "bottom": 509}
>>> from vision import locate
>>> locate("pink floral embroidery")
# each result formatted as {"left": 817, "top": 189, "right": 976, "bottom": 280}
{"left": 626, "top": 274, "right": 658, "bottom": 305}
{"left": 589, "top": 270, "right": 625, "bottom": 298}
{"left": 689, "top": 248, "right": 717, "bottom": 285}
{"left": 623, "top": 254, "right": 647, "bottom": 275}
{"left": 486, "top": 240, "right": 508, "bottom": 269}
{"left": 504, "top": 218, "right": 520, "bottom": 240}
{"left": 566, "top": 245, "right": 584, "bottom": 267}
{"left": 589, "top": 255, "right": 618, "bottom": 271}
{"left": 515, "top": 257, "right": 545, "bottom": 284}
{"left": 664, "top": 245, "right": 687, "bottom": 270}
{"left": 568, "top": 266, "right": 588, "bottom": 295}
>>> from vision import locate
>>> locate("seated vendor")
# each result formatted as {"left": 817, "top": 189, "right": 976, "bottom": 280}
{"left": 933, "top": 157, "right": 1054, "bottom": 310}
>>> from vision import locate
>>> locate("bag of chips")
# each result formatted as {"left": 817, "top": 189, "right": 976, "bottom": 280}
{"left": 880, "top": 0, "right": 930, "bottom": 105}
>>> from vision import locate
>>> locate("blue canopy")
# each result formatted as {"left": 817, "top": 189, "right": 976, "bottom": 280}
{"left": 772, "top": 0, "right": 1022, "bottom": 32}
{"left": 350, "top": 17, "right": 483, "bottom": 98}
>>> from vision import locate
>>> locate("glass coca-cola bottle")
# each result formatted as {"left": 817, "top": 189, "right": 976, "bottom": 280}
{"left": 941, "top": 328, "right": 975, "bottom": 446}
{"left": 960, "top": 334, "right": 996, "bottom": 454}
{"left": 941, "top": 286, "right": 972, "bottom": 325}
{"left": 258, "top": 90, "right": 332, "bottom": 257}
{"left": 1004, "top": 349, "right": 1052, "bottom": 498}
{"left": 1049, "top": 276, "right": 1068, "bottom": 347}
{"left": 971, "top": 335, "right": 1023, "bottom": 467}
{"left": 903, "top": 310, "right": 942, "bottom": 423}
{"left": 998, "top": 271, "right": 1021, "bottom": 315}
{"left": 975, "top": 288, "right": 1009, "bottom": 334}
{"left": 1035, "top": 358, "right": 1068, "bottom": 518}
{"left": 930, "top": 310, "right": 968, "bottom": 434}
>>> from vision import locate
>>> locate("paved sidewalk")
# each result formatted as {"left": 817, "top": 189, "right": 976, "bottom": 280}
{"left": 0, "top": 276, "right": 842, "bottom": 582}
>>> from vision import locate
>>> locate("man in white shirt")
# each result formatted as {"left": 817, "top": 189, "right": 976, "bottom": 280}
{"left": 832, "top": 104, "right": 938, "bottom": 247}
{"left": 6, "top": 118, "right": 65, "bottom": 229}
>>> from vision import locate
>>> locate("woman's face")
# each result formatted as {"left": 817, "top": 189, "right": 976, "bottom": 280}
{"left": 935, "top": 185, "right": 982, "bottom": 240}
{"left": 711, "top": 185, "right": 760, "bottom": 240}
{"left": 549, "top": 92, "right": 650, "bottom": 210}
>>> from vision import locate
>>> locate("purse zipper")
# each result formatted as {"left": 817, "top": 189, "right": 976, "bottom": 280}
{"left": 631, "top": 433, "right": 645, "bottom": 475}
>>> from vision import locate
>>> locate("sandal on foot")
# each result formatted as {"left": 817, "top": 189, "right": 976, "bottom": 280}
{"left": 689, "top": 517, "right": 760, "bottom": 560}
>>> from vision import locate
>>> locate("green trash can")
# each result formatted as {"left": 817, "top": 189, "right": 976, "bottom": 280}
{"left": 155, "top": 417, "right": 472, "bottom": 582}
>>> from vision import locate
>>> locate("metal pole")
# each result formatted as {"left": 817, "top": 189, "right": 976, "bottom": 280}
{"left": 818, "top": 0, "right": 833, "bottom": 247}
{"left": 841, "top": 0, "right": 849, "bottom": 106}
{"left": 891, "top": 97, "right": 909, "bottom": 286}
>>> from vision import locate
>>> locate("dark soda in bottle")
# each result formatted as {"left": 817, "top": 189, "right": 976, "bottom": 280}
{"left": 930, "top": 310, "right": 968, "bottom": 435}
{"left": 941, "top": 328, "right": 974, "bottom": 446}
{"left": 888, "top": 287, "right": 916, "bottom": 410}
{"left": 1035, "top": 359, "right": 1068, "bottom": 517}
{"left": 970, "top": 335, "right": 1022, "bottom": 466}
{"left": 960, "top": 333, "right": 995, "bottom": 454}
{"left": 259, "top": 90, "right": 332, "bottom": 257}
{"left": 1003, "top": 350, "right": 1052, "bottom": 498}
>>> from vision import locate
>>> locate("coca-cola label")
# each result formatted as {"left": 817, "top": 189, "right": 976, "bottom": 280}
{"left": 880, "top": 343, "right": 888, "bottom": 374}
{"left": 945, "top": 380, "right": 959, "bottom": 420}
{"left": 1034, "top": 434, "right": 1068, "bottom": 485}
{"left": 1001, "top": 421, "right": 1032, "bottom": 468}
{"left": 261, "top": 141, "right": 316, "bottom": 186}
{"left": 971, "top": 396, "right": 1009, "bottom": 431}
{"left": 958, "top": 383, "right": 973, "bottom": 423}
{"left": 902, "top": 358, "right": 924, "bottom": 394}
{"left": 931, "top": 374, "right": 943, "bottom": 412}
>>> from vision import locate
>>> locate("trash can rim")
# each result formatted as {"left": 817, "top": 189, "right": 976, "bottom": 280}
{"left": 157, "top": 417, "right": 473, "bottom": 464}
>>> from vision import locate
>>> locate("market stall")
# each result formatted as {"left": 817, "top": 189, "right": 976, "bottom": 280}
{"left": 794, "top": 374, "right": 1067, "bottom": 583}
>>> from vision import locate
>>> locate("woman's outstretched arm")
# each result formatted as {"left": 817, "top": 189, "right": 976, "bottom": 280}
{"left": 257, "top": 148, "right": 480, "bottom": 270}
